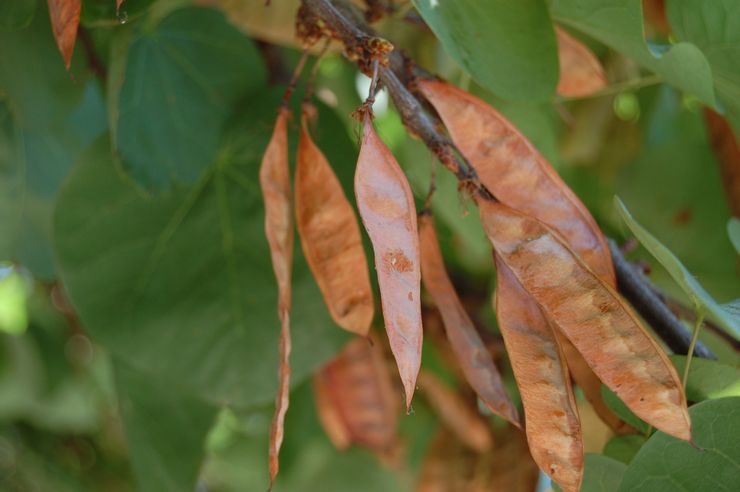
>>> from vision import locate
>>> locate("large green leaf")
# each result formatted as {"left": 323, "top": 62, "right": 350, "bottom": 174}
{"left": 114, "top": 6, "right": 266, "bottom": 189}
{"left": 669, "top": 355, "right": 740, "bottom": 402}
{"left": 616, "top": 197, "right": 740, "bottom": 339}
{"left": 553, "top": 454, "right": 627, "bottom": 492}
{"left": 0, "top": 11, "right": 107, "bottom": 277}
{"left": 114, "top": 359, "right": 217, "bottom": 492}
{"left": 551, "top": 0, "right": 716, "bottom": 107}
{"left": 667, "top": 0, "right": 740, "bottom": 134}
{"left": 54, "top": 96, "right": 352, "bottom": 408}
{"left": 603, "top": 435, "right": 647, "bottom": 465}
{"left": 618, "top": 397, "right": 740, "bottom": 491}
{"left": 203, "top": 382, "right": 405, "bottom": 492}
{"left": 0, "top": 0, "right": 37, "bottom": 31}
{"left": 413, "top": 0, "right": 558, "bottom": 101}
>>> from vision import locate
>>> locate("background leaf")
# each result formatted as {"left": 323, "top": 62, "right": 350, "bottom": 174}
{"left": 667, "top": 0, "right": 740, "bottom": 135}
{"left": 113, "top": 6, "right": 266, "bottom": 189}
{"left": 669, "top": 355, "right": 740, "bottom": 402}
{"left": 413, "top": 0, "right": 558, "bottom": 101}
{"left": 551, "top": 0, "right": 716, "bottom": 107}
{"left": 615, "top": 196, "right": 740, "bottom": 339}
{"left": 114, "top": 358, "right": 217, "bottom": 492}
{"left": 618, "top": 397, "right": 740, "bottom": 491}
{"left": 553, "top": 453, "right": 627, "bottom": 492}
{"left": 54, "top": 97, "right": 353, "bottom": 409}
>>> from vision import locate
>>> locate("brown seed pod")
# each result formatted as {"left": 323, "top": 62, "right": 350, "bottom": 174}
{"left": 495, "top": 256, "right": 583, "bottom": 492}
{"left": 555, "top": 26, "right": 608, "bottom": 98}
{"left": 480, "top": 200, "right": 691, "bottom": 442}
{"left": 355, "top": 114, "right": 423, "bottom": 411}
{"left": 418, "top": 214, "right": 519, "bottom": 427}
{"left": 259, "top": 108, "right": 294, "bottom": 486}
{"left": 47, "top": 0, "right": 81, "bottom": 70}
{"left": 295, "top": 106, "right": 374, "bottom": 336}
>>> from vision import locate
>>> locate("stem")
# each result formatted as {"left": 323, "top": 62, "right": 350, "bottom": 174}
{"left": 281, "top": 48, "right": 311, "bottom": 107}
{"left": 304, "top": 38, "right": 332, "bottom": 102}
{"left": 423, "top": 158, "right": 438, "bottom": 211}
{"left": 555, "top": 75, "right": 662, "bottom": 103}
{"left": 683, "top": 313, "right": 705, "bottom": 387}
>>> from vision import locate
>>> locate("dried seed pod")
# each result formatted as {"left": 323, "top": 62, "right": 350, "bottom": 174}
{"left": 295, "top": 106, "right": 374, "bottom": 336}
{"left": 418, "top": 371, "right": 493, "bottom": 453}
{"left": 313, "top": 337, "right": 399, "bottom": 452}
{"left": 47, "top": 0, "right": 81, "bottom": 70}
{"left": 355, "top": 114, "right": 422, "bottom": 411}
{"left": 418, "top": 214, "right": 518, "bottom": 426}
{"left": 495, "top": 257, "right": 583, "bottom": 492}
{"left": 555, "top": 26, "right": 607, "bottom": 98}
{"left": 420, "top": 78, "right": 625, "bottom": 429}
{"left": 259, "top": 108, "right": 294, "bottom": 485}
{"left": 480, "top": 200, "right": 691, "bottom": 442}
{"left": 418, "top": 79, "right": 615, "bottom": 284}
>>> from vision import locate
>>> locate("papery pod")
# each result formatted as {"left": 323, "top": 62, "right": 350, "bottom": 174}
{"left": 296, "top": 105, "right": 374, "bottom": 336}
{"left": 259, "top": 108, "right": 294, "bottom": 485}
{"left": 495, "top": 256, "right": 583, "bottom": 492}
{"left": 555, "top": 26, "right": 607, "bottom": 98}
{"left": 480, "top": 200, "right": 691, "bottom": 441}
{"left": 47, "top": 0, "right": 81, "bottom": 70}
{"left": 418, "top": 213, "right": 518, "bottom": 426}
{"left": 418, "top": 371, "right": 493, "bottom": 453}
{"left": 419, "top": 78, "right": 625, "bottom": 429}
{"left": 416, "top": 426, "right": 539, "bottom": 492}
{"left": 313, "top": 336, "right": 399, "bottom": 452}
{"left": 418, "top": 78, "right": 615, "bottom": 284}
{"left": 355, "top": 113, "right": 422, "bottom": 411}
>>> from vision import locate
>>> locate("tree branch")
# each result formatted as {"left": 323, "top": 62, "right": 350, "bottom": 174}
{"left": 608, "top": 239, "right": 715, "bottom": 359}
{"left": 302, "top": 0, "right": 718, "bottom": 359}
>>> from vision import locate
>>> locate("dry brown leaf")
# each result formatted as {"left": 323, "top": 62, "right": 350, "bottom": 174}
{"left": 116, "top": 0, "right": 125, "bottom": 15}
{"left": 495, "top": 256, "right": 583, "bottom": 492}
{"left": 704, "top": 108, "right": 740, "bottom": 217}
{"left": 259, "top": 108, "right": 294, "bottom": 485}
{"left": 355, "top": 114, "right": 422, "bottom": 411}
{"left": 313, "top": 337, "right": 399, "bottom": 452}
{"left": 418, "top": 214, "right": 519, "bottom": 426}
{"left": 420, "top": 78, "right": 626, "bottom": 431}
{"left": 418, "top": 371, "right": 493, "bottom": 453}
{"left": 47, "top": 0, "right": 81, "bottom": 70}
{"left": 555, "top": 26, "right": 607, "bottom": 98}
{"left": 416, "top": 428, "right": 477, "bottom": 492}
{"left": 480, "top": 200, "right": 691, "bottom": 442}
{"left": 295, "top": 106, "right": 374, "bottom": 336}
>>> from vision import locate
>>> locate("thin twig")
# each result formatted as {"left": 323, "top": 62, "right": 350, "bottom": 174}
{"left": 281, "top": 48, "right": 311, "bottom": 107}
{"left": 422, "top": 158, "right": 438, "bottom": 211}
{"left": 683, "top": 313, "right": 706, "bottom": 387}
{"left": 255, "top": 41, "right": 291, "bottom": 86}
{"left": 304, "top": 38, "right": 332, "bottom": 102}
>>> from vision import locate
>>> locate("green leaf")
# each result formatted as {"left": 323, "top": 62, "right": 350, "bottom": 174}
{"left": 413, "top": 0, "right": 558, "bottom": 101}
{"left": 728, "top": 218, "right": 740, "bottom": 254}
{"left": 618, "top": 397, "right": 740, "bottom": 492}
{"left": 0, "top": 0, "right": 37, "bottom": 31}
{"left": 0, "top": 12, "right": 107, "bottom": 277}
{"left": 551, "top": 0, "right": 716, "bottom": 107}
{"left": 553, "top": 454, "right": 627, "bottom": 492}
{"left": 114, "top": 6, "right": 266, "bottom": 189}
{"left": 670, "top": 355, "right": 740, "bottom": 402}
{"left": 615, "top": 196, "right": 740, "bottom": 340}
{"left": 114, "top": 359, "right": 217, "bottom": 492}
{"left": 667, "top": 0, "right": 740, "bottom": 135}
{"left": 81, "top": 0, "right": 155, "bottom": 27}
{"left": 54, "top": 96, "right": 350, "bottom": 408}
{"left": 601, "top": 385, "right": 650, "bottom": 435}
{"left": 603, "top": 434, "right": 648, "bottom": 465}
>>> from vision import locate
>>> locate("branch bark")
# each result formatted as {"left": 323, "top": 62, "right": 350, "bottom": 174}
{"left": 302, "top": 0, "right": 718, "bottom": 359}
